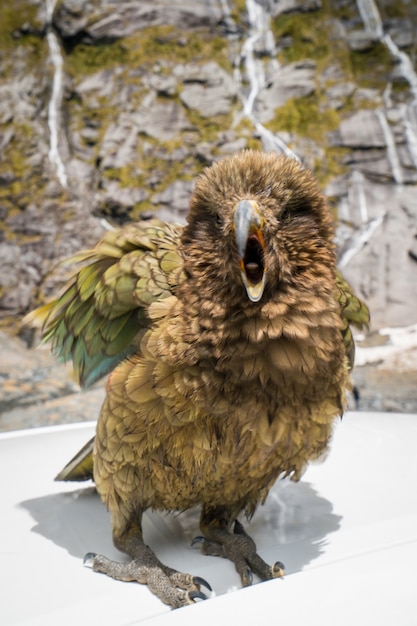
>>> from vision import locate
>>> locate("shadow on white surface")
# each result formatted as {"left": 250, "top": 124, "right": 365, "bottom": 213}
{"left": 20, "top": 478, "right": 341, "bottom": 595}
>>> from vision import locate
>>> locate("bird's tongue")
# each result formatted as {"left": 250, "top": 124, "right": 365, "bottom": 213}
{"left": 244, "top": 235, "right": 264, "bottom": 282}
{"left": 241, "top": 233, "right": 266, "bottom": 302}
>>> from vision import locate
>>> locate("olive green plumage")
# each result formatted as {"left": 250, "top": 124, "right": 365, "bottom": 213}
{"left": 27, "top": 151, "right": 369, "bottom": 608}
{"left": 30, "top": 222, "right": 184, "bottom": 388}
{"left": 336, "top": 271, "right": 369, "bottom": 369}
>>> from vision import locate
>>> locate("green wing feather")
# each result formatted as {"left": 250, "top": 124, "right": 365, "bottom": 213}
{"left": 336, "top": 270, "right": 370, "bottom": 369}
{"left": 26, "top": 219, "right": 184, "bottom": 388}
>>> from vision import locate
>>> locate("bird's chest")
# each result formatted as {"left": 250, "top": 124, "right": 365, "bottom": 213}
{"left": 150, "top": 361, "right": 339, "bottom": 510}
{"left": 120, "top": 321, "right": 347, "bottom": 511}
{"left": 151, "top": 404, "right": 279, "bottom": 510}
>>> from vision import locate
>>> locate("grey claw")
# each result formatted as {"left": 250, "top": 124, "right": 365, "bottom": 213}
{"left": 233, "top": 519, "right": 245, "bottom": 535}
{"left": 272, "top": 560, "right": 285, "bottom": 578}
{"left": 242, "top": 567, "right": 253, "bottom": 586}
{"left": 83, "top": 552, "right": 97, "bottom": 568}
{"left": 189, "top": 590, "right": 209, "bottom": 602}
{"left": 193, "top": 575, "right": 212, "bottom": 592}
{"left": 191, "top": 536, "right": 206, "bottom": 547}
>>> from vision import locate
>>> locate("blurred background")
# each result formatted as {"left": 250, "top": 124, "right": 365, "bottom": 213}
{"left": 1, "top": 0, "right": 416, "bottom": 431}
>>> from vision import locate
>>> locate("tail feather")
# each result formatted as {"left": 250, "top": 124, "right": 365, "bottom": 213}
{"left": 55, "top": 436, "right": 95, "bottom": 482}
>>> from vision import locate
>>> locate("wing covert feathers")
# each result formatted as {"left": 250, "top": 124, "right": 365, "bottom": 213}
{"left": 25, "top": 220, "right": 184, "bottom": 388}
{"left": 336, "top": 270, "right": 370, "bottom": 369}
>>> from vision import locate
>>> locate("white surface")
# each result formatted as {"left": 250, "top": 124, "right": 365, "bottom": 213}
{"left": 1, "top": 412, "right": 417, "bottom": 625}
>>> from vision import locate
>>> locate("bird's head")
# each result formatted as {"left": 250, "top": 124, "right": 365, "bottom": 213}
{"left": 181, "top": 150, "right": 336, "bottom": 306}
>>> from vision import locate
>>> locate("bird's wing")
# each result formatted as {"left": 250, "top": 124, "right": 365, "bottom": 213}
{"left": 25, "top": 220, "right": 184, "bottom": 388}
{"left": 336, "top": 270, "right": 370, "bottom": 369}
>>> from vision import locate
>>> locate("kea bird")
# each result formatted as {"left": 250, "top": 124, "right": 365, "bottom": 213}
{"left": 27, "top": 150, "right": 369, "bottom": 609}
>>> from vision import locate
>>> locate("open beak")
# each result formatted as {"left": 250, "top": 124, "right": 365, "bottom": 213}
{"left": 234, "top": 200, "right": 267, "bottom": 302}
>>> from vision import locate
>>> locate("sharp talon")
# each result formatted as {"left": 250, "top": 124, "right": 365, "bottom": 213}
{"left": 242, "top": 567, "right": 253, "bottom": 586}
{"left": 191, "top": 536, "right": 206, "bottom": 547}
{"left": 189, "top": 590, "right": 208, "bottom": 602}
{"left": 193, "top": 576, "right": 212, "bottom": 592}
{"left": 233, "top": 519, "right": 245, "bottom": 535}
{"left": 272, "top": 561, "right": 285, "bottom": 578}
{"left": 83, "top": 552, "right": 97, "bottom": 568}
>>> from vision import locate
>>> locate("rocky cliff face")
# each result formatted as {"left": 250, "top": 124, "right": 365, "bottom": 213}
{"left": 1, "top": 0, "right": 417, "bottom": 420}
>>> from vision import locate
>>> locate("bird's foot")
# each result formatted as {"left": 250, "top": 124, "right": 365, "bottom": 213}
{"left": 84, "top": 551, "right": 211, "bottom": 609}
{"left": 193, "top": 520, "right": 284, "bottom": 586}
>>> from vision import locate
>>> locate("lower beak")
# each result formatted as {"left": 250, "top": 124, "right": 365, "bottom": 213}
{"left": 234, "top": 200, "right": 267, "bottom": 303}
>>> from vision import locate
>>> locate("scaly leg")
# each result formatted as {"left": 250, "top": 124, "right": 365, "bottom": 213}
{"left": 194, "top": 506, "right": 285, "bottom": 586}
{"left": 84, "top": 513, "right": 211, "bottom": 609}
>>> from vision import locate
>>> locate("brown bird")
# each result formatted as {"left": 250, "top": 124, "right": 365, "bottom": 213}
{"left": 27, "top": 150, "right": 369, "bottom": 608}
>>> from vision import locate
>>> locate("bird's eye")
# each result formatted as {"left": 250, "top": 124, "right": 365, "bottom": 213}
{"left": 215, "top": 213, "right": 223, "bottom": 227}
{"left": 281, "top": 206, "right": 292, "bottom": 223}
{"left": 281, "top": 204, "right": 306, "bottom": 223}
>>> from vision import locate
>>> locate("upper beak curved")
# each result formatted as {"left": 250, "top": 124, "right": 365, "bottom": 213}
{"left": 234, "top": 200, "right": 267, "bottom": 303}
